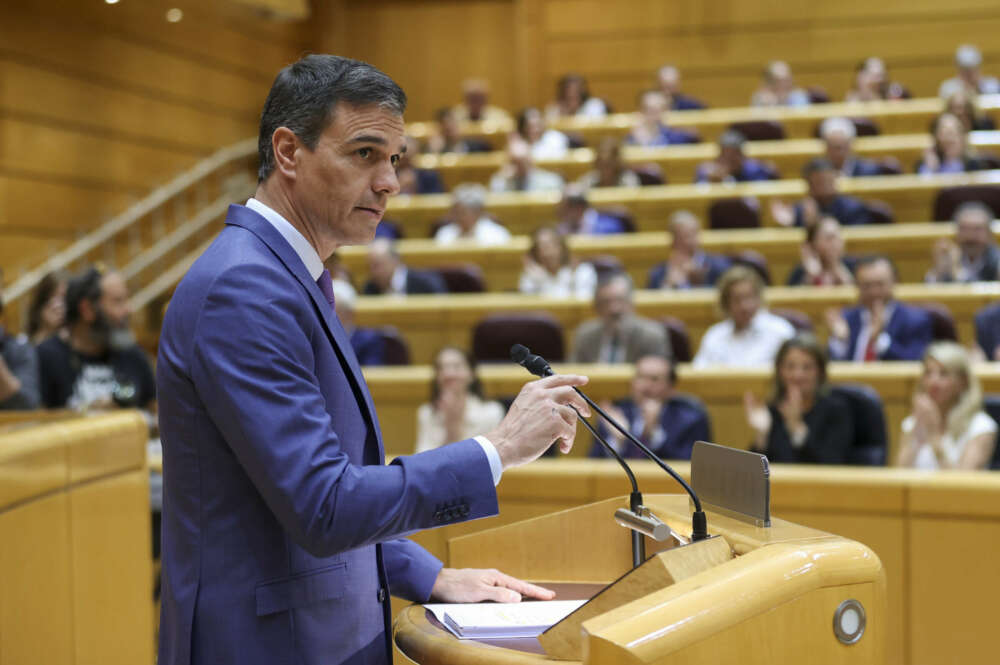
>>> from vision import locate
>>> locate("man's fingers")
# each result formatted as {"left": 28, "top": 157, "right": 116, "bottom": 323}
{"left": 481, "top": 583, "right": 521, "bottom": 603}
{"left": 493, "top": 573, "right": 556, "bottom": 601}
{"left": 545, "top": 385, "right": 591, "bottom": 417}
{"left": 534, "top": 374, "right": 589, "bottom": 390}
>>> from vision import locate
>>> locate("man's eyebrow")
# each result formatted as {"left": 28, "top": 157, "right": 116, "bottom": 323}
{"left": 347, "top": 134, "right": 388, "bottom": 146}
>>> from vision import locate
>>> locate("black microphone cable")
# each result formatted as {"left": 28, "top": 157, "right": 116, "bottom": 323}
{"left": 511, "top": 344, "right": 709, "bottom": 542}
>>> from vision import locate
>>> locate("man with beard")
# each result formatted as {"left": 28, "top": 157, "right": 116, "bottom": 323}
{"left": 36, "top": 267, "right": 155, "bottom": 412}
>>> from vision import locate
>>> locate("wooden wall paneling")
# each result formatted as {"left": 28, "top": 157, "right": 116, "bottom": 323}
{"left": 0, "top": 494, "right": 74, "bottom": 665}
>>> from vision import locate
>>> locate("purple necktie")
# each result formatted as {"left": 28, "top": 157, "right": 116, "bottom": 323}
{"left": 316, "top": 269, "right": 336, "bottom": 312}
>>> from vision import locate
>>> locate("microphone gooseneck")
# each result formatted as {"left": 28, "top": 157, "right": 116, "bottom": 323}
{"left": 510, "top": 344, "right": 709, "bottom": 543}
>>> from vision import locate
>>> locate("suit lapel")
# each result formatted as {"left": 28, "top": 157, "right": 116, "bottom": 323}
{"left": 224, "top": 205, "right": 385, "bottom": 458}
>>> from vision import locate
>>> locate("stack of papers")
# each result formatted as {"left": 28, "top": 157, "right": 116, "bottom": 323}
{"left": 424, "top": 600, "right": 587, "bottom": 639}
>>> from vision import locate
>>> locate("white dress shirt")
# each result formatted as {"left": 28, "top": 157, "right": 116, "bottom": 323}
{"left": 434, "top": 217, "right": 512, "bottom": 246}
{"left": 692, "top": 310, "right": 796, "bottom": 368}
{"left": 244, "top": 198, "right": 503, "bottom": 483}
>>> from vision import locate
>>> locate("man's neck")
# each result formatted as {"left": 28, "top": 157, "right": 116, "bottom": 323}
{"left": 254, "top": 184, "right": 330, "bottom": 258}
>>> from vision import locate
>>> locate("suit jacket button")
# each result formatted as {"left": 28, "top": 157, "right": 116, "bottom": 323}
{"left": 433, "top": 510, "right": 443, "bottom": 521}
{"left": 377, "top": 588, "right": 387, "bottom": 603}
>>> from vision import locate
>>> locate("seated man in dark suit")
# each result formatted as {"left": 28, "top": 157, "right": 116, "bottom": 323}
{"left": 425, "top": 107, "right": 493, "bottom": 154}
{"left": 330, "top": 279, "right": 385, "bottom": 366}
{"left": 589, "top": 354, "right": 710, "bottom": 460}
{"left": 925, "top": 201, "right": 1000, "bottom": 283}
{"left": 975, "top": 302, "right": 1000, "bottom": 361}
{"left": 695, "top": 130, "right": 778, "bottom": 183}
{"left": 569, "top": 272, "right": 670, "bottom": 363}
{"left": 820, "top": 117, "right": 883, "bottom": 177}
{"left": 363, "top": 238, "right": 447, "bottom": 295}
{"left": 773, "top": 157, "right": 876, "bottom": 228}
{"left": 647, "top": 210, "right": 731, "bottom": 289}
{"left": 826, "top": 255, "right": 933, "bottom": 361}
{"left": 556, "top": 184, "right": 627, "bottom": 235}
{"left": 657, "top": 65, "right": 706, "bottom": 110}
{"left": 395, "top": 136, "right": 446, "bottom": 195}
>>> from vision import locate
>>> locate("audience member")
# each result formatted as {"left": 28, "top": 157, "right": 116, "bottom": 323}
{"left": 434, "top": 183, "right": 511, "bottom": 245}
{"left": 394, "top": 136, "right": 445, "bottom": 195}
{"left": 925, "top": 201, "right": 999, "bottom": 283}
{"left": 555, "top": 184, "right": 628, "bottom": 235}
{"left": 657, "top": 64, "right": 706, "bottom": 111}
{"left": 488, "top": 139, "right": 565, "bottom": 193}
{"left": 845, "top": 57, "right": 907, "bottom": 102}
{"left": 426, "top": 107, "right": 491, "bottom": 154}
{"left": 0, "top": 268, "right": 40, "bottom": 410}
{"left": 897, "top": 342, "right": 997, "bottom": 469}
{"left": 647, "top": 210, "right": 730, "bottom": 289}
{"left": 694, "top": 130, "right": 777, "bottom": 183}
{"left": 451, "top": 78, "right": 511, "bottom": 124}
{"left": 944, "top": 88, "right": 996, "bottom": 131}
{"left": 518, "top": 226, "right": 597, "bottom": 299}
{"left": 772, "top": 158, "right": 874, "bottom": 227}
{"left": 25, "top": 270, "right": 68, "bottom": 345}
{"left": 786, "top": 216, "right": 856, "bottom": 286}
{"left": 974, "top": 302, "right": 1000, "bottom": 361}
{"left": 625, "top": 90, "right": 699, "bottom": 147}
{"left": 516, "top": 107, "right": 570, "bottom": 160}
{"left": 826, "top": 255, "right": 932, "bottom": 361}
{"left": 569, "top": 272, "right": 670, "bottom": 363}
{"left": 692, "top": 265, "right": 795, "bottom": 368}
{"left": 820, "top": 117, "right": 882, "bottom": 177}
{"left": 751, "top": 60, "right": 810, "bottom": 107}
{"left": 363, "top": 239, "right": 447, "bottom": 295}
{"left": 545, "top": 73, "right": 609, "bottom": 120}
{"left": 37, "top": 267, "right": 155, "bottom": 411}
{"left": 576, "top": 137, "right": 641, "bottom": 189}
{"left": 917, "top": 112, "right": 992, "bottom": 174}
{"left": 590, "top": 354, "right": 710, "bottom": 460}
{"left": 939, "top": 44, "right": 1000, "bottom": 99}
{"left": 415, "top": 346, "right": 505, "bottom": 453}
{"left": 330, "top": 279, "right": 385, "bottom": 366}
{"left": 744, "top": 334, "right": 853, "bottom": 464}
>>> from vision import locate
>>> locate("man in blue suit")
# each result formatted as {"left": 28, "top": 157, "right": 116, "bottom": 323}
{"left": 157, "top": 55, "right": 590, "bottom": 665}
{"left": 826, "top": 255, "right": 933, "bottom": 361}
{"left": 975, "top": 302, "right": 1000, "bottom": 361}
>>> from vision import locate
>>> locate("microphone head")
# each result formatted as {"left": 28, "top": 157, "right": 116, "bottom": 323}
{"left": 510, "top": 344, "right": 530, "bottom": 364}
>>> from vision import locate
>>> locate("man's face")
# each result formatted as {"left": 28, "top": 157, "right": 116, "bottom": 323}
{"left": 595, "top": 278, "right": 631, "bottom": 328}
{"left": 98, "top": 273, "right": 131, "bottom": 329}
{"left": 856, "top": 260, "right": 895, "bottom": 309}
{"left": 824, "top": 132, "right": 851, "bottom": 168}
{"left": 658, "top": 67, "right": 679, "bottom": 95}
{"left": 807, "top": 169, "right": 838, "bottom": 202}
{"left": 726, "top": 280, "right": 760, "bottom": 329}
{"left": 718, "top": 146, "right": 743, "bottom": 173}
{"left": 671, "top": 219, "right": 699, "bottom": 254}
{"left": 632, "top": 356, "right": 672, "bottom": 402}
{"left": 956, "top": 210, "right": 992, "bottom": 256}
{"left": 292, "top": 103, "right": 404, "bottom": 249}
{"left": 367, "top": 247, "right": 398, "bottom": 290}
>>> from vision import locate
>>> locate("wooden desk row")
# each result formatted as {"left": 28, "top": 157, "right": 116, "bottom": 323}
{"left": 405, "top": 95, "right": 1000, "bottom": 146}
{"left": 393, "top": 460, "right": 1000, "bottom": 665}
{"left": 365, "top": 362, "right": 1000, "bottom": 466}
{"left": 386, "top": 169, "right": 1000, "bottom": 235}
{"left": 340, "top": 222, "right": 995, "bottom": 290}
{"left": 354, "top": 283, "right": 1000, "bottom": 365}
{"left": 415, "top": 131, "right": 1000, "bottom": 189}
{"left": 0, "top": 412, "right": 153, "bottom": 665}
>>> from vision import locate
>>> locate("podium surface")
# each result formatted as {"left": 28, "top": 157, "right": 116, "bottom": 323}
{"left": 394, "top": 494, "right": 885, "bottom": 664}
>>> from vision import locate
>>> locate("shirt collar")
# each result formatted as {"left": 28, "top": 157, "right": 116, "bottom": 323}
{"left": 245, "top": 197, "right": 324, "bottom": 281}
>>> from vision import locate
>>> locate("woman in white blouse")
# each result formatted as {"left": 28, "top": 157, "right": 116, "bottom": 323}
{"left": 897, "top": 342, "right": 997, "bottom": 470}
{"left": 415, "top": 347, "right": 505, "bottom": 453}
{"left": 518, "top": 226, "right": 597, "bottom": 300}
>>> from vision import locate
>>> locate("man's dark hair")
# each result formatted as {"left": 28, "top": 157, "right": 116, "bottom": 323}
{"left": 257, "top": 54, "right": 407, "bottom": 183}
{"left": 65, "top": 267, "right": 104, "bottom": 327}
{"left": 801, "top": 156, "right": 836, "bottom": 179}
{"left": 854, "top": 253, "right": 899, "bottom": 279}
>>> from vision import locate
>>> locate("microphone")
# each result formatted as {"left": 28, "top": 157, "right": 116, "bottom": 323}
{"left": 510, "top": 344, "right": 709, "bottom": 543}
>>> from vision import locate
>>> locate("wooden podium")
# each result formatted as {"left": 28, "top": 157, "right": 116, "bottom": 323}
{"left": 394, "top": 494, "right": 886, "bottom": 664}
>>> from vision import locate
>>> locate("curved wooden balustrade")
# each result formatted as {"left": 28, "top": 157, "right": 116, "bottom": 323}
{"left": 414, "top": 131, "right": 1000, "bottom": 188}
{"left": 385, "top": 170, "right": 1000, "bottom": 235}
{"left": 0, "top": 411, "right": 153, "bottom": 665}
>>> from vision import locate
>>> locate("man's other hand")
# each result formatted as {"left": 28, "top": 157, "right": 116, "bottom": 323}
{"left": 485, "top": 374, "right": 590, "bottom": 469}
{"left": 429, "top": 567, "right": 555, "bottom": 603}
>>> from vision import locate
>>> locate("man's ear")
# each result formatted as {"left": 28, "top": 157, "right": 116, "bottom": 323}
{"left": 272, "top": 127, "right": 301, "bottom": 180}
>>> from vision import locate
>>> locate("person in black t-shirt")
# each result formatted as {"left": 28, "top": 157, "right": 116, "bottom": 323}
{"left": 37, "top": 268, "right": 155, "bottom": 412}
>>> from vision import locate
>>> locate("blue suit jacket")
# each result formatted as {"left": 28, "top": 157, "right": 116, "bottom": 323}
{"left": 157, "top": 205, "right": 498, "bottom": 665}
{"left": 976, "top": 303, "right": 1000, "bottom": 360}
{"left": 831, "top": 302, "right": 933, "bottom": 361}
{"left": 589, "top": 396, "right": 711, "bottom": 460}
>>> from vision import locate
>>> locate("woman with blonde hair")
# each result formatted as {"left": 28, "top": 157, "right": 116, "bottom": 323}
{"left": 897, "top": 342, "right": 997, "bottom": 469}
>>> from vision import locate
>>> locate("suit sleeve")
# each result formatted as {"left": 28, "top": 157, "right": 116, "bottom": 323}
{"left": 382, "top": 538, "right": 443, "bottom": 602}
{"left": 804, "top": 396, "right": 854, "bottom": 464}
{"left": 883, "top": 309, "right": 933, "bottom": 360}
{"left": 190, "top": 265, "right": 499, "bottom": 558}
